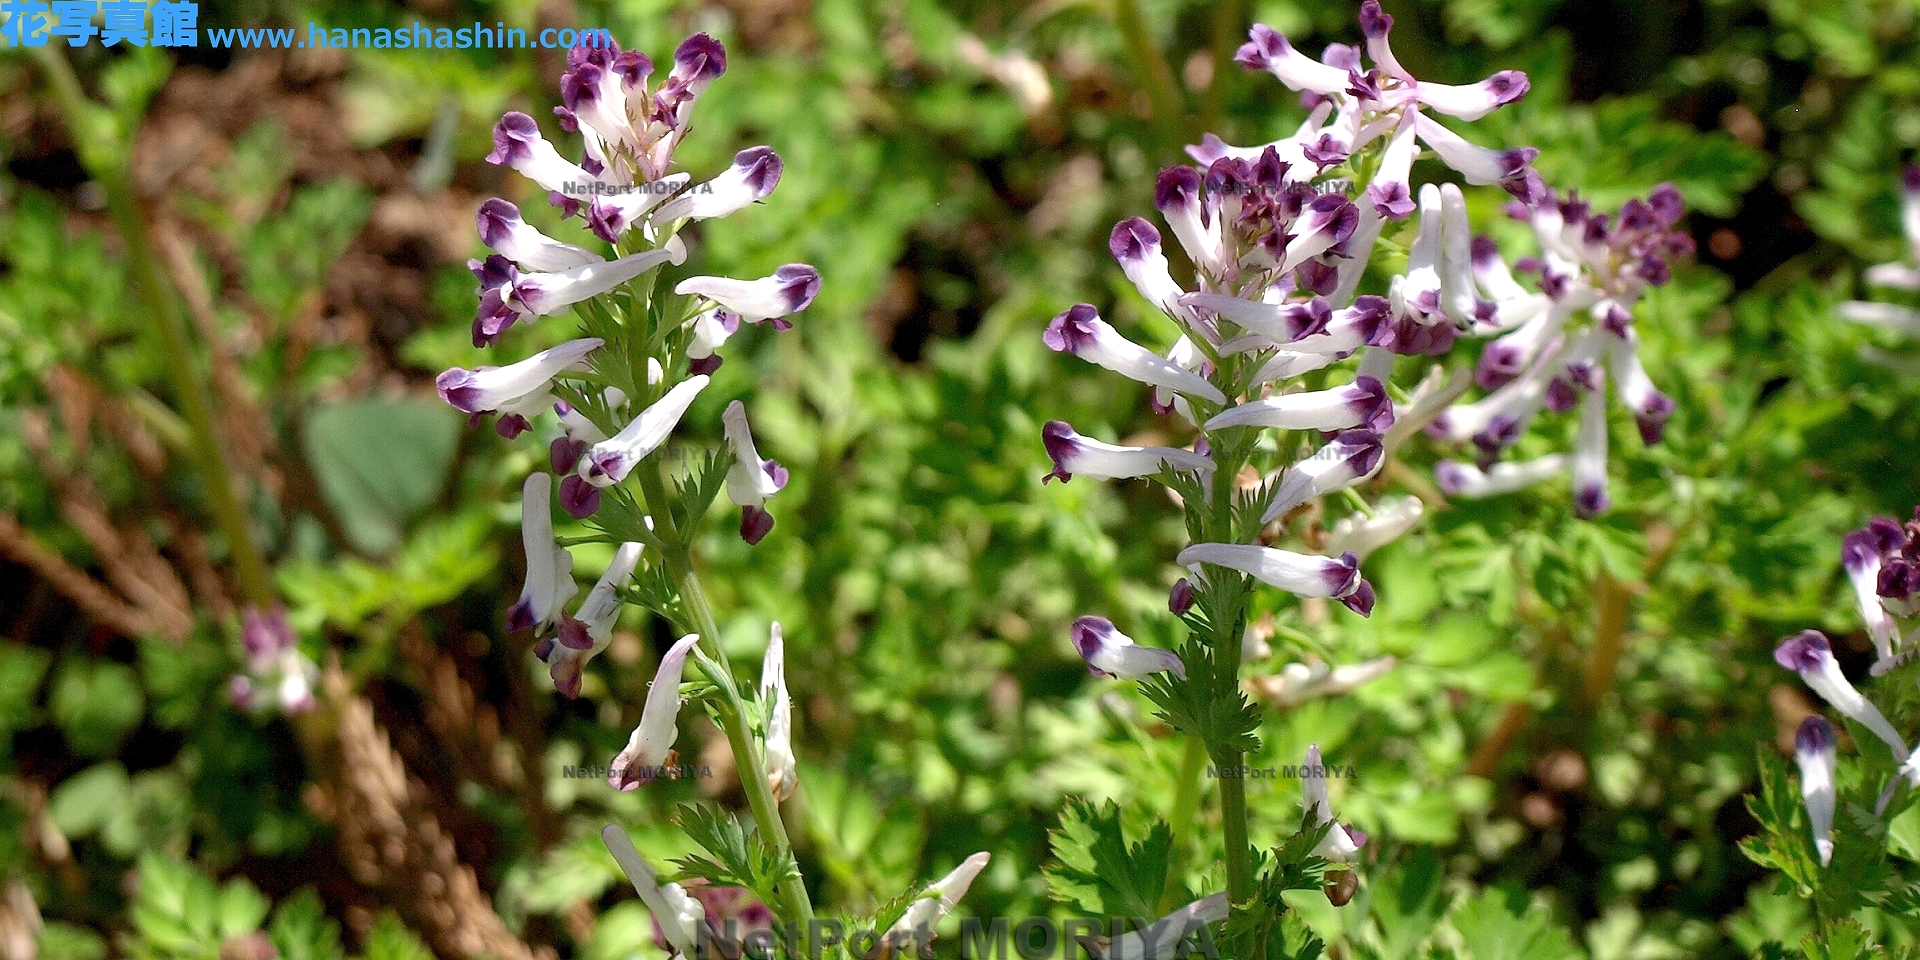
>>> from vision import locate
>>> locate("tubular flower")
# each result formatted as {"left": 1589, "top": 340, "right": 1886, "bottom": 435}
{"left": 1248, "top": 656, "right": 1396, "bottom": 708}
{"left": 1046, "top": 304, "right": 1225, "bottom": 403}
{"left": 1795, "top": 716, "right": 1838, "bottom": 867}
{"left": 722, "top": 401, "right": 789, "bottom": 544}
{"left": 1321, "top": 496, "right": 1423, "bottom": 559}
{"left": 1177, "top": 544, "right": 1375, "bottom": 616}
{"left": 675, "top": 265, "right": 821, "bottom": 329}
{"left": 1099, "top": 895, "right": 1230, "bottom": 960}
{"left": 885, "top": 853, "right": 993, "bottom": 952}
{"left": 1838, "top": 166, "right": 1920, "bottom": 341}
{"left": 1839, "top": 513, "right": 1920, "bottom": 675}
{"left": 761, "top": 623, "right": 797, "bottom": 803}
{"left": 1261, "top": 429, "right": 1384, "bottom": 523}
{"left": 610, "top": 633, "right": 703, "bottom": 790}
{"left": 1205, "top": 376, "right": 1392, "bottom": 433}
{"left": 1303, "top": 744, "right": 1368, "bottom": 862}
{"left": 1774, "top": 630, "right": 1910, "bottom": 769}
{"left": 582, "top": 376, "right": 710, "bottom": 487}
{"left": 1070, "top": 616, "right": 1187, "bottom": 680}
{"left": 1434, "top": 455, "right": 1568, "bottom": 499}
{"left": 539, "top": 541, "right": 643, "bottom": 698}
{"left": 507, "top": 473, "right": 578, "bottom": 635}
{"left": 1424, "top": 184, "right": 1692, "bottom": 510}
{"left": 1229, "top": 3, "right": 1539, "bottom": 201}
{"left": 1041, "top": 422, "right": 1212, "bottom": 484}
{"left": 436, "top": 337, "right": 603, "bottom": 424}
{"left": 471, "top": 246, "right": 685, "bottom": 347}
{"left": 229, "top": 605, "right": 319, "bottom": 716}
{"left": 476, "top": 198, "right": 601, "bottom": 272}
{"left": 603, "top": 825, "right": 708, "bottom": 958}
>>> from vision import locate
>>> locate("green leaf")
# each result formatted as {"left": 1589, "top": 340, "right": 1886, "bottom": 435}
{"left": 49, "top": 762, "right": 130, "bottom": 838}
{"left": 49, "top": 658, "right": 144, "bottom": 757}
{"left": 268, "top": 889, "right": 345, "bottom": 960}
{"left": 1447, "top": 886, "right": 1581, "bottom": 960}
{"left": 1044, "top": 798, "right": 1173, "bottom": 921}
{"left": 360, "top": 912, "right": 435, "bottom": 960}
{"left": 0, "top": 642, "right": 51, "bottom": 744}
{"left": 1368, "top": 849, "right": 1448, "bottom": 960}
{"left": 302, "top": 397, "right": 461, "bottom": 555}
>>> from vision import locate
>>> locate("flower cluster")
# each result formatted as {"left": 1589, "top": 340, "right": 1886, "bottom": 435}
{"left": 228, "top": 605, "right": 318, "bottom": 715}
{"left": 1842, "top": 510, "right": 1920, "bottom": 675}
{"left": 437, "top": 33, "right": 817, "bottom": 699}
{"left": 1428, "top": 185, "right": 1690, "bottom": 515}
{"left": 1041, "top": 3, "right": 1564, "bottom": 925}
{"left": 1774, "top": 510, "right": 1920, "bottom": 865}
{"left": 1837, "top": 166, "right": 1920, "bottom": 341}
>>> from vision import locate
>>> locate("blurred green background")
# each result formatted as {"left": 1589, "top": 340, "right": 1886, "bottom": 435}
{"left": 5, "top": 0, "right": 1920, "bottom": 957}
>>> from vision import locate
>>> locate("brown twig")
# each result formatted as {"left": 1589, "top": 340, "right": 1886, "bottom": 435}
{"left": 311, "top": 669, "right": 552, "bottom": 960}
{"left": 0, "top": 515, "right": 178, "bottom": 642}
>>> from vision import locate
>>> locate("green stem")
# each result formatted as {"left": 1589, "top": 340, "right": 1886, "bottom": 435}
{"left": 34, "top": 47, "right": 274, "bottom": 607}
{"left": 1203, "top": 412, "right": 1256, "bottom": 905}
{"left": 672, "top": 560, "right": 816, "bottom": 931}
{"left": 1111, "top": 0, "right": 1187, "bottom": 152}
{"left": 1161, "top": 734, "right": 1210, "bottom": 914}
{"left": 634, "top": 459, "right": 814, "bottom": 931}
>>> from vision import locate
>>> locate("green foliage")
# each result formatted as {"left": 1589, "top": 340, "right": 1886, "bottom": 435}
{"left": 1046, "top": 798, "right": 1176, "bottom": 920}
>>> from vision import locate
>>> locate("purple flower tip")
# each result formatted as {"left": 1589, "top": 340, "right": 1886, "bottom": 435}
{"left": 1043, "top": 304, "right": 1101, "bottom": 354}
{"left": 1574, "top": 483, "right": 1610, "bottom": 519}
{"left": 673, "top": 33, "right": 728, "bottom": 82}
{"left": 1109, "top": 217, "right": 1161, "bottom": 264}
{"left": 1155, "top": 167, "right": 1203, "bottom": 212}
{"left": 496, "top": 414, "right": 532, "bottom": 439}
{"left": 477, "top": 198, "right": 520, "bottom": 248}
{"left": 1774, "top": 630, "right": 1830, "bottom": 673}
{"left": 1169, "top": 578, "right": 1196, "bottom": 615}
{"left": 1338, "top": 577, "right": 1375, "bottom": 618}
{"left": 734, "top": 146, "right": 785, "bottom": 198}
{"left": 1235, "top": 24, "right": 1288, "bottom": 71}
{"left": 1796, "top": 715, "right": 1835, "bottom": 754}
{"left": 1041, "top": 420, "right": 1078, "bottom": 483}
{"left": 1358, "top": 1, "right": 1392, "bottom": 39}
{"left": 436, "top": 368, "right": 482, "bottom": 413}
{"left": 774, "top": 264, "right": 823, "bottom": 314}
{"left": 1486, "top": 70, "right": 1529, "bottom": 105}
{"left": 487, "top": 111, "right": 539, "bottom": 166}
{"left": 1069, "top": 616, "right": 1117, "bottom": 675}
{"left": 741, "top": 505, "right": 775, "bottom": 545}
{"left": 559, "top": 474, "right": 602, "bottom": 519}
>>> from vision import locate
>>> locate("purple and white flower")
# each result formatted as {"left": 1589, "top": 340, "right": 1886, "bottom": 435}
{"left": 1205, "top": 376, "right": 1392, "bottom": 433}
{"left": 675, "top": 265, "right": 821, "bottom": 329}
{"left": 1775, "top": 630, "right": 1909, "bottom": 767}
{"left": 653, "top": 146, "right": 783, "bottom": 222}
{"left": 507, "top": 473, "right": 578, "bottom": 634}
{"left": 540, "top": 541, "right": 643, "bottom": 699}
{"left": 761, "top": 623, "right": 797, "bottom": 802}
{"left": 1041, "top": 421, "right": 1212, "bottom": 484}
{"left": 1047, "top": 304, "right": 1227, "bottom": 404}
{"left": 723, "top": 400, "right": 790, "bottom": 545}
{"left": 436, "top": 338, "right": 603, "bottom": 419}
{"left": 610, "top": 632, "right": 703, "bottom": 791}
{"left": 1261, "top": 430, "right": 1385, "bottom": 523}
{"left": 1434, "top": 455, "right": 1568, "bottom": 499}
{"left": 1069, "top": 616, "right": 1187, "bottom": 680}
{"left": 1303, "top": 744, "right": 1367, "bottom": 862}
{"left": 582, "top": 375, "right": 710, "bottom": 487}
{"left": 1795, "top": 715, "right": 1837, "bottom": 867}
{"left": 476, "top": 198, "right": 601, "bottom": 271}
{"left": 1176, "top": 543, "right": 1374, "bottom": 615}
{"left": 473, "top": 245, "right": 685, "bottom": 346}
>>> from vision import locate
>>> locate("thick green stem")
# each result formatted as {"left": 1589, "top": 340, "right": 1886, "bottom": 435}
{"left": 671, "top": 561, "right": 816, "bottom": 930}
{"left": 34, "top": 47, "right": 274, "bottom": 607}
{"left": 1203, "top": 419, "right": 1256, "bottom": 905}
{"left": 634, "top": 459, "right": 814, "bottom": 930}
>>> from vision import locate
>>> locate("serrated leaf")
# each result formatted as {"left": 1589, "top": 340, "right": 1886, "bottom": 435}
{"left": 1044, "top": 798, "right": 1173, "bottom": 921}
